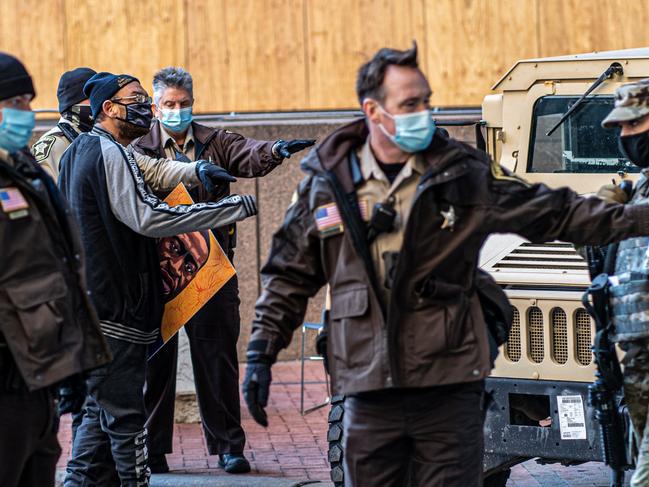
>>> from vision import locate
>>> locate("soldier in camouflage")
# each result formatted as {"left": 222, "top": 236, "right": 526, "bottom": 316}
{"left": 601, "top": 78, "right": 649, "bottom": 487}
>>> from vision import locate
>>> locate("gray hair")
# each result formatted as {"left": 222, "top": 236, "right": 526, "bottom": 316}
{"left": 152, "top": 67, "right": 193, "bottom": 105}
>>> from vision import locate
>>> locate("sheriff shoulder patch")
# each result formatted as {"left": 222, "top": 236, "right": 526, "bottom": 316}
{"left": 31, "top": 135, "right": 57, "bottom": 162}
{"left": 490, "top": 160, "right": 530, "bottom": 187}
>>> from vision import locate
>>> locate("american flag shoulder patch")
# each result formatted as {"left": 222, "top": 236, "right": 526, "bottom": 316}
{"left": 0, "top": 187, "right": 29, "bottom": 214}
{"left": 314, "top": 199, "right": 370, "bottom": 238}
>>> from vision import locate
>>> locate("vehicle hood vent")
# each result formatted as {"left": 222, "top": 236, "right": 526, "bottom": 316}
{"left": 481, "top": 239, "right": 590, "bottom": 287}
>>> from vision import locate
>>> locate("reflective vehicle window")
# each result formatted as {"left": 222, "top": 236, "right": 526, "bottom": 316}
{"left": 527, "top": 95, "right": 640, "bottom": 174}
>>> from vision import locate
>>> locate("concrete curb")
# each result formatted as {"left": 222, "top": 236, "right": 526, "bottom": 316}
{"left": 56, "top": 470, "right": 333, "bottom": 487}
{"left": 150, "top": 475, "right": 333, "bottom": 486}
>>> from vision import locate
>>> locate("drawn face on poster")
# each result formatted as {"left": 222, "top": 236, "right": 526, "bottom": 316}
{"left": 157, "top": 230, "right": 211, "bottom": 301}
{"left": 150, "top": 184, "right": 236, "bottom": 358}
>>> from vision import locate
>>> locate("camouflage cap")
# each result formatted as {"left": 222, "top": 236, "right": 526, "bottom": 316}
{"left": 602, "top": 78, "right": 649, "bottom": 128}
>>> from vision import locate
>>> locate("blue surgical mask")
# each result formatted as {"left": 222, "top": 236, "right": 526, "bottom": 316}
{"left": 160, "top": 107, "right": 193, "bottom": 133}
{"left": 0, "top": 107, "right": 35, "bottom": 153}
{"left": 378, "top": 106, "right": 436, "bottom": 153}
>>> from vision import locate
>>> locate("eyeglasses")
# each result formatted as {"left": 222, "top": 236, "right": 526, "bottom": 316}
{"left": 111, "top": 94, "right": 152, "bottom": 104}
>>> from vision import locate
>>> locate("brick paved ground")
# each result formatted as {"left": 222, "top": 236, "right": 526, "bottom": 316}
{"left": 57, "top": 360, "right": 332, "bottom": 482}
{"left": 56, "top": 360, "right": 633, "bottom": 486}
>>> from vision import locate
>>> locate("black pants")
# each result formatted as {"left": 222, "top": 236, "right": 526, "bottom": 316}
{"left": 65, "top": 337, "right": 149, "bottom": 487}
{"left": 0, "top": 385, "right": 61, "bottom": 487}
{"left": 144, "top": 276, "right": 245, "bottom": 455}
{"left": 343, "top": 381, "right": 484, "bottom": 487}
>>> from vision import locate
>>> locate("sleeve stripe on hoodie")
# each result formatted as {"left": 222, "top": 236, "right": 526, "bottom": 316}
{"left": 93, "top": 131, "right": 257, "bottom": 239}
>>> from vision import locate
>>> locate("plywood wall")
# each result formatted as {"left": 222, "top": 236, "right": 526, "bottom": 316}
{"left": 2, "top": 0, "right": 649, "bottom": 112}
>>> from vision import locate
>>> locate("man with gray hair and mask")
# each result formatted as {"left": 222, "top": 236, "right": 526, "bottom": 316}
{"left": 132, "top": 66, "right": 315, "bottom": 474}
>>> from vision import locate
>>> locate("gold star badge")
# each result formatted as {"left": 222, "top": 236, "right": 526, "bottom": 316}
{"left": 440, "top": 206, "right": 456, "bottom": 231}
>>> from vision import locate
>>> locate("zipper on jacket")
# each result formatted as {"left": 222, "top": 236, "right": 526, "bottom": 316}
{"left": 385, "top": 160, "right": 471, "bottom": 385}
{"left": 385, "top": 177, "right": 435, "bottom": 387}
{"left": 384, "top": 154, "right": 476, "bottom": 386}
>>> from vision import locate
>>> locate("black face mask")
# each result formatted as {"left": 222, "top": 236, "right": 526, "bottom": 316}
{"left": 619, "top": 130, "right": 649, "bottom": 168}
{"left": 64, "top": 104, "right": 94, "bottom": 132}
{"left": 114, "top": 101, "right": 153, "bottom": 129}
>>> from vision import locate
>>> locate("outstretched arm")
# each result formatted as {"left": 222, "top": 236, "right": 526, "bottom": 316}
{"left": 487, "top": 169, "right": 649, "bottom": 245}
{"left": 104, "top": 144, "right": 256, "bottom": 238}
{"left": 211, "top": 130, "right": 315, "bottom": 178}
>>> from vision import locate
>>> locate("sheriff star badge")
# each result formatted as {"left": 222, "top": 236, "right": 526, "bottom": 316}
{"left": 440, "top": 205, "right": 456, "bottom": 231}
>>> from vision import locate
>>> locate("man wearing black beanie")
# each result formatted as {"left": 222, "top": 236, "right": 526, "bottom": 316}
{"left": 31, "top": 67, "right": 96, "bottom": 179}
{"left": 0, "top": 52, "right": 111, "bottom": 487}
{"left": 60, "top": 72, "right": 258, "bottom": 487}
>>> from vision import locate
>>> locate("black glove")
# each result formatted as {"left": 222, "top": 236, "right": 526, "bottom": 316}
{"left": 242, "top": 357, "right": 272, "bottom": 427}
{"left": 195, "top": 160, "right": 237, "bottom": 194}
{"left": 57, "top": 374, "right": 87, "bottom": 416}
{"left": 272, "top": 139, "right": 316, "bottom": 159}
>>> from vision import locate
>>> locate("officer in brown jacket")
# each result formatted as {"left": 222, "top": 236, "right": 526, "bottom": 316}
{"left": 243, "top": 44, "right": 649, "bottom": 487}
{"left": 0, "top": 52, "right": 110, "bottom": 487}
{"left": 132, "top": 66, "right": 315, "bottom": 474}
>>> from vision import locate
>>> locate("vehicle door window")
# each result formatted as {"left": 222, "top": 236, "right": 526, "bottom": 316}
{"left": 527, "top": 95, "right": 640, "bottom": 174}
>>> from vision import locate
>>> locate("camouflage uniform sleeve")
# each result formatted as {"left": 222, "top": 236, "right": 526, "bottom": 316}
{"left": 130, "top": 149, "right": 200, "bottom": 192}
{"left": 486, "top": 164, "right": 649, "bottom": 245}
{"left": 249, "top": 176, "right": 327, "bottom": 359}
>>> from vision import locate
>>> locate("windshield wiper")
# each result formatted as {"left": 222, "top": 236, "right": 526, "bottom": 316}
{"left": 546, "top": 62, "right": 624, "bottom": 137}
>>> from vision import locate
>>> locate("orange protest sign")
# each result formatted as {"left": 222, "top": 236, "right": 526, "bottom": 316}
{"left": 150, "top": 184, "right": 236, "bottom": 356}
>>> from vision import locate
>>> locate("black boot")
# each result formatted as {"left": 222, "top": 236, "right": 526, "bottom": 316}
{"left": 218, "top": 453, "right": 251, "bottom": 474}
{"left": 148, "top": 453, "right": 169, "bottom": 474}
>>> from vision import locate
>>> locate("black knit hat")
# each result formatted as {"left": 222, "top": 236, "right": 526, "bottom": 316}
{"left": 83, "top": 72, "right": 139, "bottom": 118}
{"left": 0, "top": 52, "right": 35, "bottom": 102}
{"left": 57, "top": 67, "right": 96, "bottom": 113}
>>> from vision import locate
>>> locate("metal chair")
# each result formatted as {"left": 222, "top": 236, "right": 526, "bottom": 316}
{"left": 299, "top": 319, "right": 331, "bottom": 415}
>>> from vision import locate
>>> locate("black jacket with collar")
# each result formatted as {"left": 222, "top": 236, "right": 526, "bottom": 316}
{"left": 58, "top": 126, "right": 257, "bottom": 344}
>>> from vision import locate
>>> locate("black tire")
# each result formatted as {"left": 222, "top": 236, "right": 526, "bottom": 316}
{"left": 327, "top": 395, "right": 346, "bottom": 487}
{"left": 484, "top": 468, "right": 511, "bottom": 487}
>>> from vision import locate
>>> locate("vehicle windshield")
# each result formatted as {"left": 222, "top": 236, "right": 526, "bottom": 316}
{"left": 527, "top": 95, "right": 640, "bottom": 174}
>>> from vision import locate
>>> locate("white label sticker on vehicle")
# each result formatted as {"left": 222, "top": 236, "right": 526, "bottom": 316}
{"left": 557, "top": 395, "right": 587, "bottom": 440}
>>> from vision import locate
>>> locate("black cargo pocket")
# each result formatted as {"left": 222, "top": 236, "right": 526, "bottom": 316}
{"left": 408, "top": 301, "right": 448, "bottom": 359}
{"left": 330, "top": 285, "right": 372, "bottom": 368}
{"left": 6, "top": 272, "right": 68, "bottom": 357}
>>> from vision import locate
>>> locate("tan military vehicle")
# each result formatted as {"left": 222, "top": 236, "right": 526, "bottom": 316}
{"left": 479, "top": 48, "right": 649, "bottom": 483}
{"left": 327, "top": 47, "right": 649, "bottom": 486}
